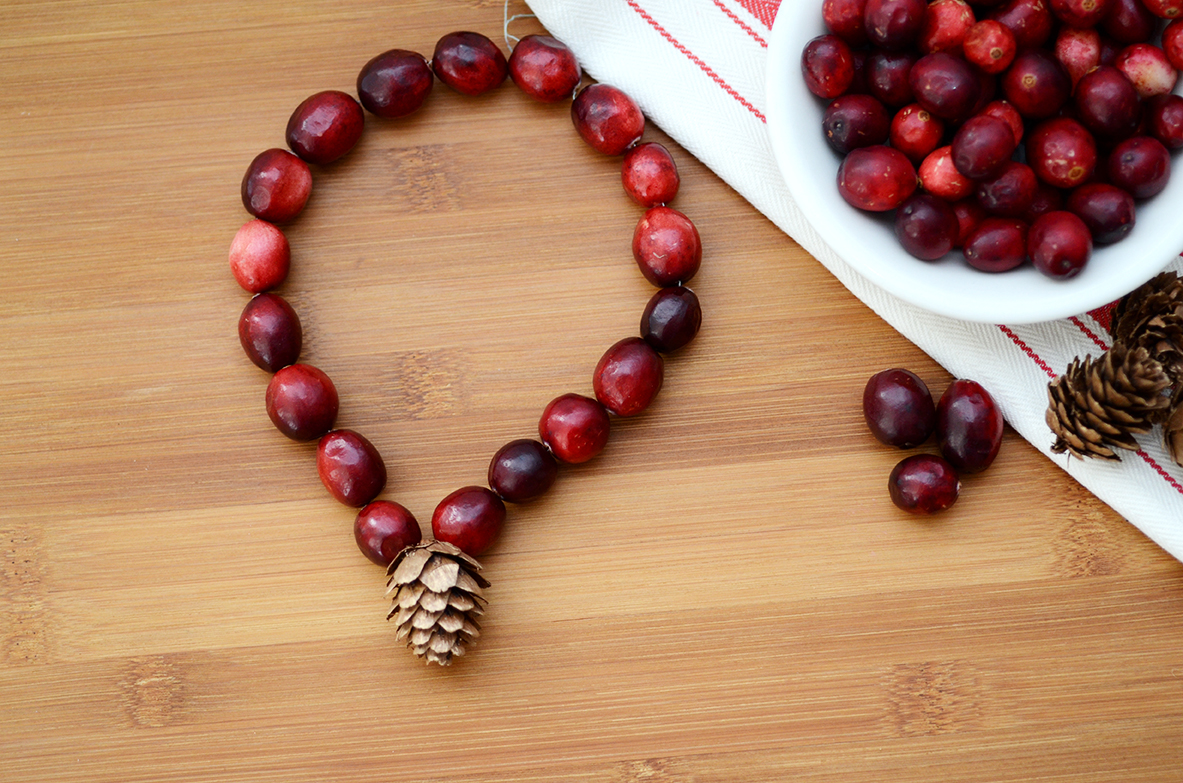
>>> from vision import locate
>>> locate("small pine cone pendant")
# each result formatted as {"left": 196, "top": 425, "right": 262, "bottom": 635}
{"left": 386, "top": 540, "right": 489, "bottom": 666}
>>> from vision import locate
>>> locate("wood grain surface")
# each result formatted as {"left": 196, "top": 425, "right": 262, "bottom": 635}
{"left": 2, "top": 1, "right": 1182, "bottom": 781}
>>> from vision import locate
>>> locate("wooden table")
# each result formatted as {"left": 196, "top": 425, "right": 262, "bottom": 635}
{"left": 3, "top": 2, "right": 1182, "bottom": 780}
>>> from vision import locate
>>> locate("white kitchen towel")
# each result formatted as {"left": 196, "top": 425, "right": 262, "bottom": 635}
{"left": 526, "top": 0, "right": 1183, "bottom": 560}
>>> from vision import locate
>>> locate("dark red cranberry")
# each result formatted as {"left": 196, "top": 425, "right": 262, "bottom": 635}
{"left": 1028, "top": 210, "right": 1094, "bottom": 279}
{"left": 952, "top": 198, "right": 988, "bottom": 246}
{"left": 1001, "top": 51, "right": 1072, "bottom": 120}
{"left": 241, "top": 149, "right": 312, "bottom": 224}
{"left": 1165, "top": 19, "right": 1183, "bottom": 69}
{"left": 508, "top": 34, "right": 581, "bottom": 103}
{"left": 863, "top": 368, "right": 937, "bottom": 447}
{"left": 802, "top": 34, "right": 856, "bottom": 98}
{"left": 539, "top": 394, "right": 610, "bottom": 463}
{"left": 317, "top": 429, "right": 387, "bottom": 508}
{"left": 890, "top": 103, "right": 945, "bottom": 163}
{"left": 432, "top": 31, "right": 508, "bottom": 96}
{"left": 867, "top": 50, "right": 918, "bottom": 107}
{"left": 937, "top": 379, "right": 1003, "bottom": 473}
{"left": 1108, "top": 135, "right": 1172, "bottom": 197}
{"left": 824, "top": 0, "right": 870, "bottom": 45}
{"left": 1075, "top": 66, "right": 1142, "bottom": 140}
{"left": 642, "top": 286, "right": 702, "bottom": 353}
{"left": 229, "top": 219, "right": 290, "bottom": 293}
{"left": 239, "top": 293, "right": 302, "bottom": 373}
{"left": 864, "top": 0, "right": 927, "bottom": 50}
{"left": 285, "top": 90, "right": 365, "bottom": 165}
{"left": 909, "top": 52, "right": 981, "bottom": 121}
{"left": 951, "top": 115, "right": 1017, "bottom": 181}
{"left": 1066, "top": 182, "right": 1136, "bottom": 243}
{"left": 1050, "top": 0, "right": 1111, "bottom": 28}
{"left": 633, "top": 207, "right": 702, "bottom": 286}
{"left": 593, "top": 337, "right": 664, "bottom": 417}
{"left": 823, "top": 94, "right": 892, "bottom": 154}
{"left": 837, "top": 145, "right": 918, "bottom": 211}
{"left": 1022, "top": 181, "right": 1065, "bottom": 223}
{"left": 964, "top": 20, "right": 1017, "bottom": 75}
{"left": 357, "top": 49, "right": 434, "bottom": 118}
{"left": 976, "top": 160, "right": 1038, "bottom": 217}
{"left": 962, "top": 217, "right": 1028, "bottom": 272}
{"left": 354, "top": 501, "right": 421, "bottom": 566}
{"left": 488, "top": 439, "right": 558, "bottom": 503}
{"left": 989, "top": 0, "right": 1056, "bottom": 49}
{"left": 1101, "top": 0, "right": 1159, "bottom": 44}
{"left": 432, "top": 486, "right": 506, "bottom": 556}
{"left": 622, "top": 143, "right": 680, "bottom": 206}
{"left": 1148, "top": 94, "right": 1183, "bottom": 149}
{"left": 895, "top": 193, "right": 959, "bottom": 260}
{"left": 1026, "top": 117, "right": 1097, "bottom": 188}
{"left": 265, "top": 363, "right": 338, "bottom": 441}
{"left": 889, "top": 454, "right": 960, "bottom": 514}
{"left": 981, "top": 100, "right": 1024, "bottom": 144}
{"left": 571, "top": 84, "right": 645, "bottom": 155}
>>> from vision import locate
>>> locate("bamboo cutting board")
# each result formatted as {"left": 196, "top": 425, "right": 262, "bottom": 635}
{"left": 2, "top": 2, "right": 1182, "bottom": 781}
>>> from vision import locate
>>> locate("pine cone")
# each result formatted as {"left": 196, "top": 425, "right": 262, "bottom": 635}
{"left": 386, "top": 540, "right": 488, "bottom": 666}
{"left": 1046, "top": 343, "right": 1171, "bottom": 460}
{"left": 1164, "top": 390, "right": 1183, "bottom": 467}
{"left": 1129, "top": 309, "right": 1183, "bottom": 384}
{"left": 1110, "top": 270, "right": 1183, "bottom": 345}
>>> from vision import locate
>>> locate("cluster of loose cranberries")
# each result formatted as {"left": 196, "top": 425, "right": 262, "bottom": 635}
{"left": 229, "top": 31, "right": 703, "bottom": 565}
{"left": 802, "top": 0, "right": 1183, "bottom": 279}
{"left": 863, "top": 369, "right": 1004, "bottom": 513}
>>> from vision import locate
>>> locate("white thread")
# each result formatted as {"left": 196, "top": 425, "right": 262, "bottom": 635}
{"left": 503, "top": 0, "right": 537, "bottom": 50}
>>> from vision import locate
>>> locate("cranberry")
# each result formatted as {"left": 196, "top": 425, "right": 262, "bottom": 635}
{"left": 919, "top": 0, "right": 977, "bottom": 54}
{"left": 837, "top": 145, "right": 918, "bottom": 211}
{"left": 1028, "top": 210, "right": 1094, "bottom": 278}
{"left": 864, "top": 0, "right": 927, "bottom": 50}
{"left": 317, "top": 429, "right": 387, "bottom": 507}
{"left": 909, "top": 52, "right": 981, "bottom": 121}
{"left": 951, "top": 115, "right": 1017, "bottom": 181}
{"left": 823, "top": 94, "right": 892, "bottom": 154}
{"left": 1108, "top": 135, "right": 1172, "bottom": 197}
{"left": 632, "top": 207, "right": 702, "bottom": 286}
{"left": 357, "top": 49, "right": 434, "bottom": 118}
{"left": 1002, "top": 50, "right": 1071, "bottom": 120}
{"left": 937, "top": 379, "right": 1004, "bottom": 473}
{"left": 802, "top": 35, "right": 856, "bottom": 98}
{"left": 1074, "top": 66, "right": 1142, "bottom": 140}
{"left": 621, "top": 143, "right": 680, "bottom": 206}
{"left": 239, "top": 292, "right": 302, "bottom": 373}
{"left": 265, "top": 363, "right": 339, "bottom": 441}
{"left": 488, "top": 439, "right": 558, "bottom": 503}
{"left": 963, "top": 20, "right": 1016, "bottom": 74}
{"left": 432, "top": 486, "right": 506, "bottom": 556}
{"left": 889, "top": 454, "right": 961, "bottom": 514}
{"left": 981, "top": 100, "right": 1024, "bottom": 144}
{"left": 976, "top": 161, "right": 1037, "bottom": 217}
{"left": 593, "top": 337, "right": 664, "bottom": 417}
{"left": 963, "top": 217, "right": 1028, "bottom": 272}
{"left": 952, "top": 198, "right": 988, "bottom": 246}
{"left": 825, "top": 0, "right": 871, "bottom": 45}
{"left": 1142, "top": 0, "right": 1183, "bottom": 17}
{"left": 1164, "top": 19, "right": 1183, "bottom": 70}
{"left": 989, "top": 0, "right": 1056, "bottom": 49}
{"left": 571, "top": 84, "right": 645, "bottom": 155}
{"left": 890, "top": 103, "right": 945, "bottom": 162}
{"left": 863, "top": 368, "right": 937, "bottom": 447}
{"left": 1115, "top": 43, "right": 1180, "bottom": 99}
{"left": 539, "top": 394, "right": 610, "bottom": 463}
{"left": 1049, "top": 0, "right": 1111, "bottom": 28}
{"left": 432, "top": 31, "right": 508, "bottom": 96}
{"left": 354, "top": 501, "right": 421, "bottom": 566}
{"left": 1023, "top": 182, "right": 1065, "bottom": 223}
{"left": 641, "top": 286, "right": 702, "bottom": 353}
{"left": 867, "top": 50, "right": 918, "bottom": 107}
{"left": 1148, "top": 94, "right": 1183, "bottom": 149}
{"left": 1066, "top": 182, "right": 1137, "bottom": 243}
{"left": 229, "top": 219, "right": 290, "bottom": 293}
{"left": 1055, "top": 26, "right": 1102, "bottom": 88}
{"left": 1026, "top": 117, "right": 1097, "bottom": 188}
{"left": 285, "top": 90, "right": 365, "bottom": 165}
{"left": 1101, "top": 0, "right": 1159, "bottom": 44}
{"left": 920, "top": 145, "right": 974, "bottom": 200}
{"left": 895, "top": 192, "right": 959, "bottom": 259}
{"left": 241, "top": 148, "right": 312, "bottom": 224}
{"left": 508, "top": 34, "right": 581, "bottom": 103}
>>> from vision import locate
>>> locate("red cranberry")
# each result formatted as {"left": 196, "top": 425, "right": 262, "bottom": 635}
{"left": 981, "top": 99, "right": 1024, "bottom": 144}
{"left": 357, "top": 49, "right": 434, "bottom": 118}
{"left": 864, "top": 0, "right": 927, "bottom": 50}
{"left": 919, "top": 0, "right": 976, "bottom": 54}
{"left": 622, "top": 143, "right": 680, "bottom": 206}
{"left": 1074, "top": 66, "right": 1142, "bottom": 140}
{"left": 1049, "top": 0, "right": 1111, "bottom": 28}
{"left": 838, "top": 145, "right": 918, "bottom": 211}
{"left": 1142, "top": 0, "right": 1183, "bottom": 16}
{"left": 976, "top": 160, "right": 1038, "bottom": 217}
{"left": 1147, "top": 94, "right": 1183, "bottom": 149}
{"left": 1164, "top": 20, "right": 1183, "bottom": 70}
{"left": 641, "top": 286, "right": 702, "bottom": 353}
{"left": 229, "top": 219, "right": 290, "bottom": 293}
{"left": 317, "top": 429, "right": 387, "bottom": 508}
{"left": 488, "top": 439, "right": 557, "bottom": 503}
{"left": 432, "top": 31, "right": 508, "bottom": 96}
{"left": 1028, "top": 210, "right": 1094, "bottom": 279}
{"left": 1108, "top": 135, "right": 1172, "bottom": 197}
{"left": 508, "top": 34, "right": 581, "bottom": 103}
{"left": 571, "top": 84, "right": 645, "bottom": 155}
{"left": 937, "top": 379, "right": 1004, "bottom": 473}
{"left": 951, "top": 115, "right": 1017, "bottom": 181}
{"left": 1066, "top": 182, "right": 1137, "bottom": 243}
{"left": 889, "top": 454, "right": 961, "bottom": 514}
{"left": 285, "top": 90, "right": 364, "bottom": 165}
{"left": 963, "top": 20, "right": 1016, "bottom": 74}
{"left": 1055, "top": 26, "right": 1102, "bottom": 88}
{"left": 895, "top": 192, "right": 959, "bottom": 259}
{"left": 632, "top": 207, "right": 702, "bottom": 286}
{"left": 1099, "top": 36, "right": 1123, "bottom": 66}
{"left": 824, "top": 94, "right": 892, "bottom": 154}
{"left": 539, "top": 394, "right": 610, "bottom": 463}
{"left": 963, "top": 217, "right": 1028, "bottom": 272}
{"left": 1026, "top": 117, "right": 1097, "bottom": 188}
{"left": 920, "top": 145, "right": 974, "bottom": 200}
{"left": 1116, "top": 43, "right": 1179, "bottom": 98}
{"left": 1101, "top": 0, "right": 1159, "bottom": 44}
{"left": 265, "top": 363, "right": 339, "bottom": 441}
{"left": 239, "top": 293, "right": 302, "bottom": 373}
{"left": 909, "top": 52, "right": 981, "bottom": 122}
{"left": 824, "top": 0, "right": 870, "bottom": 45}
{"left": 863, "top": 368, "right": 937, "bottom": 447}
{"left": 952, "top": 198, "right": 988, "bottom": 246}
{"left": 241, "top": 149, "right": 312, "bottom": 224}
{"left": 1023, "top": 181, "right": 1065, "bottom": 223}
{"left": 802, "top": 35, "right": 856, "bottom": 98}
{"left": 432, "top": 486, "right": 506, "bottom": 556}
{"left": 354, "top": 501, "right": 421, "bottom": 566}
{"left": 593, "top": 337, "right": 664, "bottom": 417}
{"left": 867, "top": 50, "right": 918, "bottom": 107}
{"left": 1002, "top": 51, "right": 1072, "bottom": 120}
{"left": 890, "top": 104, "right": 945, "bottom": 163}
{"left": 990, "top": 0, "right": 1056, "bottom": 49}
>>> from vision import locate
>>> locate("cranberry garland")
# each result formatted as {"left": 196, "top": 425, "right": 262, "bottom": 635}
{"left": 230, "top": 31, "right": 703, "bottom": 665}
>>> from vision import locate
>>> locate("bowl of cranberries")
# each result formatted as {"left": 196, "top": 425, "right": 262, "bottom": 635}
{"left": 767, "top": 0, "right": 1183, "bottom": 324}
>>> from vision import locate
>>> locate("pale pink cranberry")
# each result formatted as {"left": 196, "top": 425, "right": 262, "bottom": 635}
{"left": 229, "top": 219, "right": 290, "bottom": 293}
{"left": 571, "top": 84, "right": 645, "bottom": 155}
{"left": 285, "top": 90, "right": 365, "bottom": 165}
{"left": 432, "top": 31, "right": 508, "bottom": 96}
{"left": 1055, "top": 26, "right": 1102, "bottom": 88}
{"left": 919, "top": 0, "right": 976, "bottom": 54}
{"left": 354, "top": 501, "right": 421, "bottom": 566}
{"left": 1116, "top": 43, "right": 1179, "bottom": 98}
{"left": 622, "top": 143, "right": 680, "bottom": 206}
{"left": 508, "top": 34, "right": 582, "bottom": 103}
{"left": 265, "top": 363, "right": 338, "bottom": 441}
{"left": 357, "top": 49, "right": 434, "bottom": 118}
{"left": 633, "top": 206, "right": 701, "bottom": 286}
{"left": 432, "top": 486, "right": 506, "bottom": 556}
{"left": 963, "top": 20, "right": 1016, "bottom": 74}
{"left": 539, "top": 394, "right": 610, "bottom": 463}
{"left": 1164, "top": 20, "right": 1183, "bottom": 70}
{"left": 317, "top": 429, "right": 387, "bottom": 508}
{"left": 593, "top": 337, "right": 664, "bottom": 417}
{"left": 920, "top": 145, "right": 974, "bottom": 200}
{"left": 241, "top": 149, "right": 312, "bottom": 224}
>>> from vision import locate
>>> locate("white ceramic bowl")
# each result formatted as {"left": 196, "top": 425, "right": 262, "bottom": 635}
{"left": 765, "top": 2, "right": 1183, "bottom": 324}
